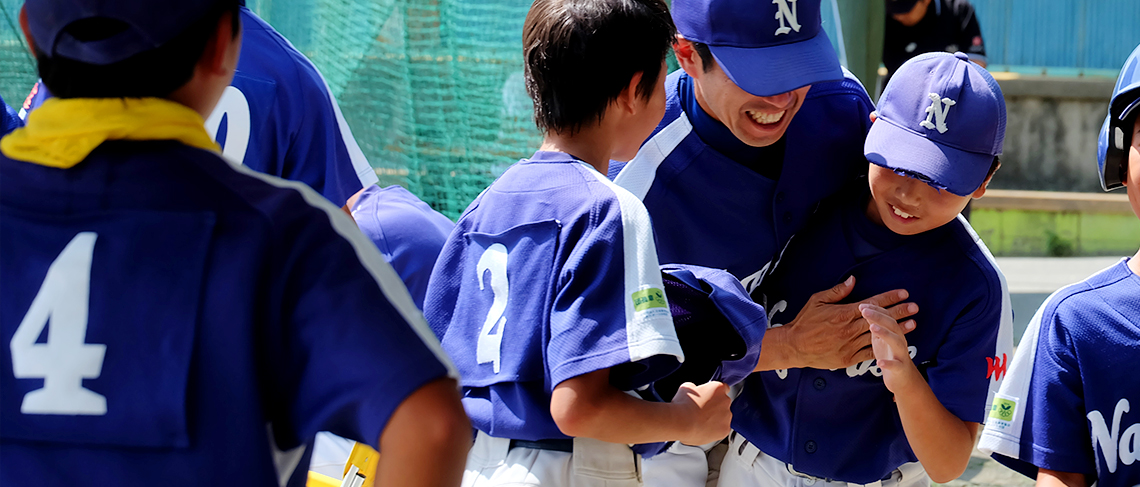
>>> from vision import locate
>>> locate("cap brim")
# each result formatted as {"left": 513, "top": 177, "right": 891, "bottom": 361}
{"left": 864, "top": 119, "right": 992, "bottom": 197}
{"left": 708, "top": 30, "right": 843, "bottom": 97}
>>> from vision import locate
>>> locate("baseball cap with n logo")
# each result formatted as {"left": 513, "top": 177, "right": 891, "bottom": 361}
{"left": 671, "top": 0, "right": 843, "bottom": 97}
{"left": 864, "top": 51, "right": 1006, "bottom": 196}
{"left": 24, "top": 0, "right": 228, "bottom": 65}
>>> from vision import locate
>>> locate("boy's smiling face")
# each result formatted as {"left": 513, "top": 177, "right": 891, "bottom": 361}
{"left": 866, "top": 163, "right": 989, "bottom": 235}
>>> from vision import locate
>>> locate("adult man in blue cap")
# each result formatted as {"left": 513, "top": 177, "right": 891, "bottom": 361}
{"left": 608, "top": 0, "right": 919, "bottom": 484}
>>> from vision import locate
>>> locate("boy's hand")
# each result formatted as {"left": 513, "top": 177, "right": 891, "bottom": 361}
{"left": 671, "top": 381, "right": 732, "bottom": 446}
{"left": 861, "top": 304, "right": 923, "bottom": 395}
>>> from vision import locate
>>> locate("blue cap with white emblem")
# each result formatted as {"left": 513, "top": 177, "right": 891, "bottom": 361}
{"left": 1097, "top": 43, "right": 1140, "bottom": 191}
{"left": 671, "top": 0, "right": 843, "bottom": 97}
{"left": 864, "top": 51, "right": 1006, "bottom": 196}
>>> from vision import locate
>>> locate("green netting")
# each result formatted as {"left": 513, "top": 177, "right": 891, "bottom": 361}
{"left": 248, "top": 0, "right": 542, "bottom": 218}
{"left": 1, "top": 1, "right": 38, "bottom": 113}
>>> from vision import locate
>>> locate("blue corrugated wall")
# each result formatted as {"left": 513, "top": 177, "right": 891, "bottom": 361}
{"left": 971, "top": 0, "right": 1140, "bottom": 73}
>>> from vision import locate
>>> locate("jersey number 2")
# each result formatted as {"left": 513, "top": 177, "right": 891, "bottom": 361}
{"left": 10, "top": 232, "right": 108, "bottom": 415}
{"left": 476, "top": 244, "right": 508, "bottom": 373}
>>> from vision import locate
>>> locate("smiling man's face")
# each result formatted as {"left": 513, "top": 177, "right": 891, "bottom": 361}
{"left": 689, "top": 58, "right": 811, "bottom": 148}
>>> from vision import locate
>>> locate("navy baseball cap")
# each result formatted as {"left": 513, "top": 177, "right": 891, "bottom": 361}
{"left": 672, "top": 0, "right": 843, "bottom": 97}
{"left": 25, "top": 0, "right": 227, "bottom": 65}
{"left": 865, "top": 51, "right": 1006, "bottom": 196}
{"left": 648, "top": 265, "right": 766, "bottom": 398}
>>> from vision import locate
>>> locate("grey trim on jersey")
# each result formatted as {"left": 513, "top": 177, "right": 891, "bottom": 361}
{"left": 977, "top": 262, "right": 1123, "bottom": 459}
{"left": 956, "top": 214, "right": 1015, "bottom": 424}
{"left": 612, "top": 115, "right": 693, "bottom": 200}
{"left": 271, "top": 27, "right": 380, "bottom": 189}
{"left": 229, "top": 163, "right": 457, "bottom": 377}
{"left": 580, "top": 163, "right": 684, "bottom": 364}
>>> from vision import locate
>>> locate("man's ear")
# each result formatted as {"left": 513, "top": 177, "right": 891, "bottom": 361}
{"left": 673, "top": 36, "right": 703, "bottom": 79}
{"left": 971, "top": 160, "right": 1000, "bottom": 199}
{"left": 19, "top": 6, "right": 37, "bottom": 56}
{"left": 616, "top": 71, "right": 645, "bottom": 115}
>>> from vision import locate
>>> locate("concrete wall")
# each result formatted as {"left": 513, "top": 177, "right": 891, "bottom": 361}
{"left": 988, "top": 76, "right": 1115, "bottom": 193}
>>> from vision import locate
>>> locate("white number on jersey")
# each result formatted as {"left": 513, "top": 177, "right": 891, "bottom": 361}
{"left": 10, "top": 232, "right": 108, "bottom": 415}
{"left": 476, "top": 243, "right": 509, "bottom": 373}
{"left": 204, "top": 86, "right": 252, "bottom": 164}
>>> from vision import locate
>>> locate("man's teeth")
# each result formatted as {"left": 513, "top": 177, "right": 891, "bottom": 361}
{"left": 749, "top": 110, "right": 785, "bottom": 125}
{"left": 893, "top": 206, "right": 914, "bottom": 219}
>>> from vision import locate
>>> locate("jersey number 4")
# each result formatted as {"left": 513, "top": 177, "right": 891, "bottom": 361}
{"left": 476, "top": 244, "right": 508, "bottom": 373}
{"left": 10, "top": 232, "right": 108, "bottom": 416}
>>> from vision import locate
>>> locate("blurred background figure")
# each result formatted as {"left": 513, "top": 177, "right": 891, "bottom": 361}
{"left": 883, "top": 0, "right": 986, "bottom": 85}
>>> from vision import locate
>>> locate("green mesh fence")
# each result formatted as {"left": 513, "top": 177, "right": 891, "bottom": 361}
{"left": 0, "top": 0, "right": 545, "bottom": 219}
{"left": 247, "top": 0, "right": 543, "bottom": 218}
{"left": 1, "top": 1, "right": 38, "bottom": 114}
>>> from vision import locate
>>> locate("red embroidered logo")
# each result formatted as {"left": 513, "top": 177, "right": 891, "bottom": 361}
{"left": 986, "top": 354, "right": 1008, "bottom": 380}
{"left": 972, "top": 36, "right": 983, "bottom": 46}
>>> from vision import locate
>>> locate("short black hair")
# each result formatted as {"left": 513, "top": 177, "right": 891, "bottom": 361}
{"left": 690, "top": 41, "right": 716, "bottom": 73}
{"left": 36, "top": 0, "right": 241, "bottom": 99}
{"left": 523, "top": 0, "right": 676, "bottom": 134}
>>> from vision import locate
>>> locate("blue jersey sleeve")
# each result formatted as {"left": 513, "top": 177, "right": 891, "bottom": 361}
{"left": 546, "top": 187, "right": 681, "bottom": 388}
{"left": 258, "top": 175, "right": 452, "bottom": 450}
{"left": 1020, "top": 308, "right": 1098, "bottom": 475}
{"left": 924, "top": 291, "right": 1004, "bottom": 423}
{"left": 351, "top": 185, "right": 454, "bottom": 310}
{"left": 276, "top": 54, "right": 378, "bottom": 207}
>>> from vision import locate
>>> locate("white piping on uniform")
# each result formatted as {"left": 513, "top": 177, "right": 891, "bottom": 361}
{"left": 613, "top": 115, "right": 693, "bottom": 201}
{"left": 231, "top": 163, "right": 457, "bottom": 377}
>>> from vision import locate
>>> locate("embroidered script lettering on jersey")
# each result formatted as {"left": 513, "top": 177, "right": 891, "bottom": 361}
{"left": 1088, "top": 397, "right": 1140, "bottom": 474}
{"left": 920, "top": 93, "right": 956, "bottom": 133}
{"left": 773, "top": 0, "right": 801, "bottom": 35}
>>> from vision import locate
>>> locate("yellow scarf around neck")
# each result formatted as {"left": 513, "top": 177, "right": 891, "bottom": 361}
{"left": 0, "top": 97, "right": 221, "bottom": 168}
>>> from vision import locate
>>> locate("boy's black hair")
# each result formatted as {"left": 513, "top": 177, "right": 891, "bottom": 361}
{"left": 690, "top": 41, "right": 716, "bottom": 73}
{"left": 36, "top": 0, "right": 241, "bottom": 99}
{"left": 523, "top": 0, "right": 676, "bottom": 134}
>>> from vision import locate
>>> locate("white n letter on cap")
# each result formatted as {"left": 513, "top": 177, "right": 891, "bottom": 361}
{"left": 773, "top": 0, "right": 801, "bottom": 35}
{"left": 920, "top": 93, "right": 956, "bottom": 133}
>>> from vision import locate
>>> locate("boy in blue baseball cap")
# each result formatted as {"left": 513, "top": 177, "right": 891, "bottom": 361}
{"left": 725, "top": 51, "right": 1013, "bottom": 486}
{"left": 0, "top": 1, "right": 470, "bottom": 485}
{"left": 978, "top": 43, "right": 1140, "bottom": 487}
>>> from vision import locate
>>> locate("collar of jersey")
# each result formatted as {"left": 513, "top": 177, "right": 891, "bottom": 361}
{"left": 0, "top": 97, "right": 220, "bottom": 168}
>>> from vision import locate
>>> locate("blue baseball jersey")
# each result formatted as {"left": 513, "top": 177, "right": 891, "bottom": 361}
{"left": 0, "top": 141, "right": 452, "bottom": 486}
{"left": 351, "top": 184, "right": 454, "bottom": 310}
{"left": 426, "top": 150, "right": 684, "bottom": 441}
{"left": 979, "top": 259, "right": 1140, "bottom": 487}
{"left": 1, "top": 96, "right": 20, "bottom": 136}
{"left": 737, "top": 184, "right": 1013, "bottom": 483}
{"left": 18, "top": 7, "right": 378, "bottom": 208}
{"left": 609, "top": 69, "right": 873, "bottom": 281}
